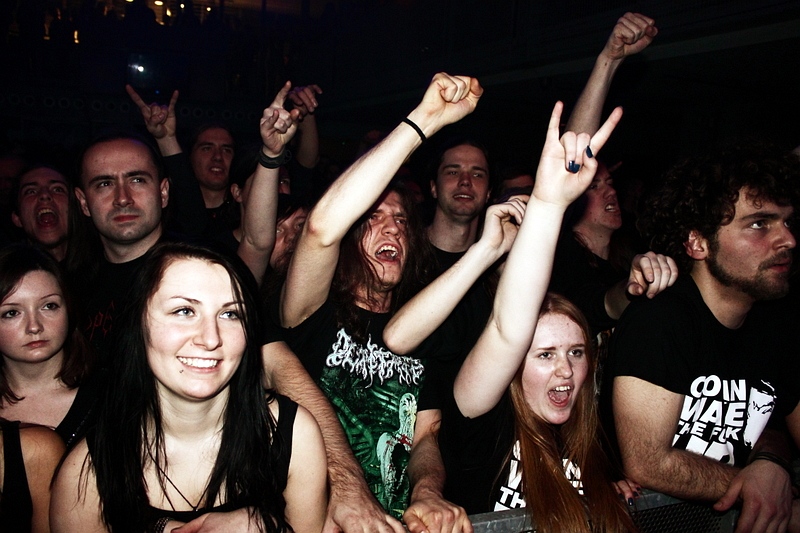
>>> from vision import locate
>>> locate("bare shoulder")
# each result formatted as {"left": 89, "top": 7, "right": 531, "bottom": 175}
{"left": 19, "top": 426, "right": 66, "bottom": 472}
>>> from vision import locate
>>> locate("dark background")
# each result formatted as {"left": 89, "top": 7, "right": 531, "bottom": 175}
{"left": 2, "top": 0, "right": 800, "bottom": 186}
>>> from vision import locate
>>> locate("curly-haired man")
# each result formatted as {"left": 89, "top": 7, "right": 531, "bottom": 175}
{"left": 602, "top": 143, "right": 800, "bottom": 532}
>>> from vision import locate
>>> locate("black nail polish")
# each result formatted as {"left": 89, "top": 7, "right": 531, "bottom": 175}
{"left": 586, "top": 146, "right": 594, "bottom": 158}
{"left": 568, "top": 161, "right": 580, "bottom": 173}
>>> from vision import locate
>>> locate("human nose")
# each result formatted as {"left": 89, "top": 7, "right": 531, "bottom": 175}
{"left": 776, "top": 223, "right": 796, "bottom": 250}
{"left": 26, "top": 311, "right": 43, "bottom": 334}
{"left": 382, "top": 217, "right": 400, "bottom": 235}
{"left": 114, "top": 184, "right": 132, "bottom": 207}
{"left": 458, "top": 172, "right": 473, "bottom": 187}
{"left": 554, "top": 355, "right": 574, "bottom": 379}
{"left": 211, "top": 147, "right": 223, "bottom": 161}
{"left": 194, "top": 314, "right": 222, "bottom": 350}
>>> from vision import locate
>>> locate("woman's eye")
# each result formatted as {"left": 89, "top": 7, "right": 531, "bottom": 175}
{"left": 43, "top": 302, "right": 61, "bottom": 311}
{"left": 537, "top": 351, "right": 553, "bottom": 359}
{"left": 173, "top": 307, "right": 193, "bottom": 317}
{"left": 221, "top": 310, "right": 241, "bottom": 320}
{"left": 569, "top": 349, "right": 584, "bottom": 358}
{"left": 1, "top": 309, "right": 19, "bottom": 319}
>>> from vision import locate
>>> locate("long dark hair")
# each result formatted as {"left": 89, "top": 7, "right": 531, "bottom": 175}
{"left": 87, "top": 242, "right": 289, "bottom": 532}
{"left": 509, "top": 293, "right": 634, "bottom": 533}
{"left": 330, "top": 182, "right": 434, "bottom": 341}
{"left": 0, "top": 244, "right": 92, "bottom": 404}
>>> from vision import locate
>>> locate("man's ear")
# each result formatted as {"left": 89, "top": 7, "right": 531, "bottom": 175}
{"left": 160, "top": 178, "right": 169, "bottom": 208}
{"left": 11, "top": 212, "right": 22, "bottom": 228}
{"left": 74, "top": 188, "right": 91, "bottom": 217}
{"left": 230, "top": 183, "right": 242, "bottom": 204}
{"left": 684, "top": 230, "right": 709, "bottom": 260}
{"left": 429, "top": 179, "right": 438, "bottom": 200}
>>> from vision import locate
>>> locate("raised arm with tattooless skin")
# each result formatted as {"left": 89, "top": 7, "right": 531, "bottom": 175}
{"left": 281, "top": 73, "right": 482, "bottom": 328}
{"left": 455, "top": 102, "right": 622, "bottom": 418}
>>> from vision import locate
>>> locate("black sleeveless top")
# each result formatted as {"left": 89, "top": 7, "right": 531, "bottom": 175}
{"left": 147, "top": 394, "right": 297, "bottom": 523}
{"left": 0, "top": 420, "right": 33, "bottom": 532}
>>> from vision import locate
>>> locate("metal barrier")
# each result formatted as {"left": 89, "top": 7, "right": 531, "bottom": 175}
{"left": 469, "top": 490, "right": 739, "bottom": 533}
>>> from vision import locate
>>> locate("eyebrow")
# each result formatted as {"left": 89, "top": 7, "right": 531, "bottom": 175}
{"left": 21, "top": 180, "right": 67, "bottom": 189}
{"left": 196, "top": 142, "right": 234, "bottom": 149}
{"left": 1, "top": 291, "right": 62, "bottom": 304}
{"left": 441, "top": 163, "right": 488, "bottom": 173}
{"left": 86, "top": 170, "right": 154, "bottom": 186}
{"left": 170, "top": 296, "right": 239, "bottom": 307}
{"left": 739, "top": 211, "right": 785, "bottom": 222}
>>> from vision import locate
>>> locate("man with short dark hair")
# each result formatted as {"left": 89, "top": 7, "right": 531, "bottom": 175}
{"left": 72, "top": 133, "right": 170, "bottom": 355}
{"left": 189, "top": 124, "right": 235, "bottom": 210}
{"left": 602, "top": 144, "right": 800, "bottom": 532}
{"left": 427, "top": 139, "right": 491, "bottom": 255}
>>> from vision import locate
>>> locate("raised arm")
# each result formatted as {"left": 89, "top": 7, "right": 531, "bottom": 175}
{"left": 126, "top": 84, "right": 182, "bottom": 156}
{"left": 603, "top": 251, "right": 679, "bottom": 320}
{"left": 455, "top": 102, "right": 622, "bottom": 418}
{"left": 281, "top": 73, "right": 483, "bottom": 328}
{"left": 383, "top": 196, "right": 527, "bottom": 355}
{"left": 237, "top": 81, "right": 300, "bottom": 285}
{"left": 288, "top": 84, "right": 323, "bottom": 169}
{"left": 566, "top": 12, "right": 656, "bottom": 135}
{"left": 127, "top": 84, "right": 209, "bottom": 238}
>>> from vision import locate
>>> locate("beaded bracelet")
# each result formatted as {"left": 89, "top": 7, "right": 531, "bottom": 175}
{"left": 150, "top": 516, "right": 171, "bottom": 533}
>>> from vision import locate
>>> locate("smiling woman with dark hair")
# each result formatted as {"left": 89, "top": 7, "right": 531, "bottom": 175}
{"left": 51, "top": 242, "right": 327, "bottom": 533}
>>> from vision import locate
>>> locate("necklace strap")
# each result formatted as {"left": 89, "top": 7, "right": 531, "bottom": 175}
{"left": 147, "top": 448, "right": 209, "bottom": 512}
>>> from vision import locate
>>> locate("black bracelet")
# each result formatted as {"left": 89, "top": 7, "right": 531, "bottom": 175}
{"left": 258, "top": 148, "right": 291, "bottom": 169}
{"left": 149, "top": 516, "right": 171, "bottom": 533}
{"left": 402, "top": 117, "right": 426, "bottom": 142}
{"left": 749, "top": 451, "right": 796, "bottom": 485}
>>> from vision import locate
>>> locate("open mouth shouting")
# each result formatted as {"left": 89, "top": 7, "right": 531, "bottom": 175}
{"left": 548, "top": 385, "right": 573, "bottom": 408}
{"left": 37, "top": 207, "right": 59, "bottom": 227}
{"left": 376, "top": 244, "right": 400, "bottom": 261}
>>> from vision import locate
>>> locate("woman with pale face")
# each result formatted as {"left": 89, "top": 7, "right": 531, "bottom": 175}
{"left": 51, "top": 243, "right": 327, "bottom": 533}
{"left": 0, "top": 245, "right": 93, "bottom": 446}
{"left": 439, "top": 104, "right": 636, "bottom": 530}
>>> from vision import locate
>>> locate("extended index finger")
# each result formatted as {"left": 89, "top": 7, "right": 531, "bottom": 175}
{"left": 125, "top": 84, "right": 148, "bottom": 110}
{"left": 167, "top": 89, "right": 179, "bottom": 112}
{"left": 587, "top": 106, "right": 623, "bottom": 156}
{"left": 271, "top": 80, "right": 293, "bottom": 109}
{"left": 547, "top": 101, "right": 565, "bottom": 143}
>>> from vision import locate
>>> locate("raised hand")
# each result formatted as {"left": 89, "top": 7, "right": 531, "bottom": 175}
{"left": 407, "top": 73, "right": 483, "bottom": 137}
{"left": 602, "top": 12, "right": 658, "bottom": 61}
{"left": 288, "top": 84, "right": 323, "bottom": 120}
{"left": 261, "top": 81, "right": 302, "bottom": 158}
{"left": 478, "top": 195, "right": 528, "bottom": 259}
{"left": 533, "top": 101, "right": 622, "bottom": 208}
{"left": 125, "top": 84, "right": 179, "bottom": 140}
{"left": 626, "top": 251, "right": 679, "bottom": 298}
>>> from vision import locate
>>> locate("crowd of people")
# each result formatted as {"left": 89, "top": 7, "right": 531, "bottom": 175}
{"left": 0, "top": 11, "right": 799, "bottom": 533}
